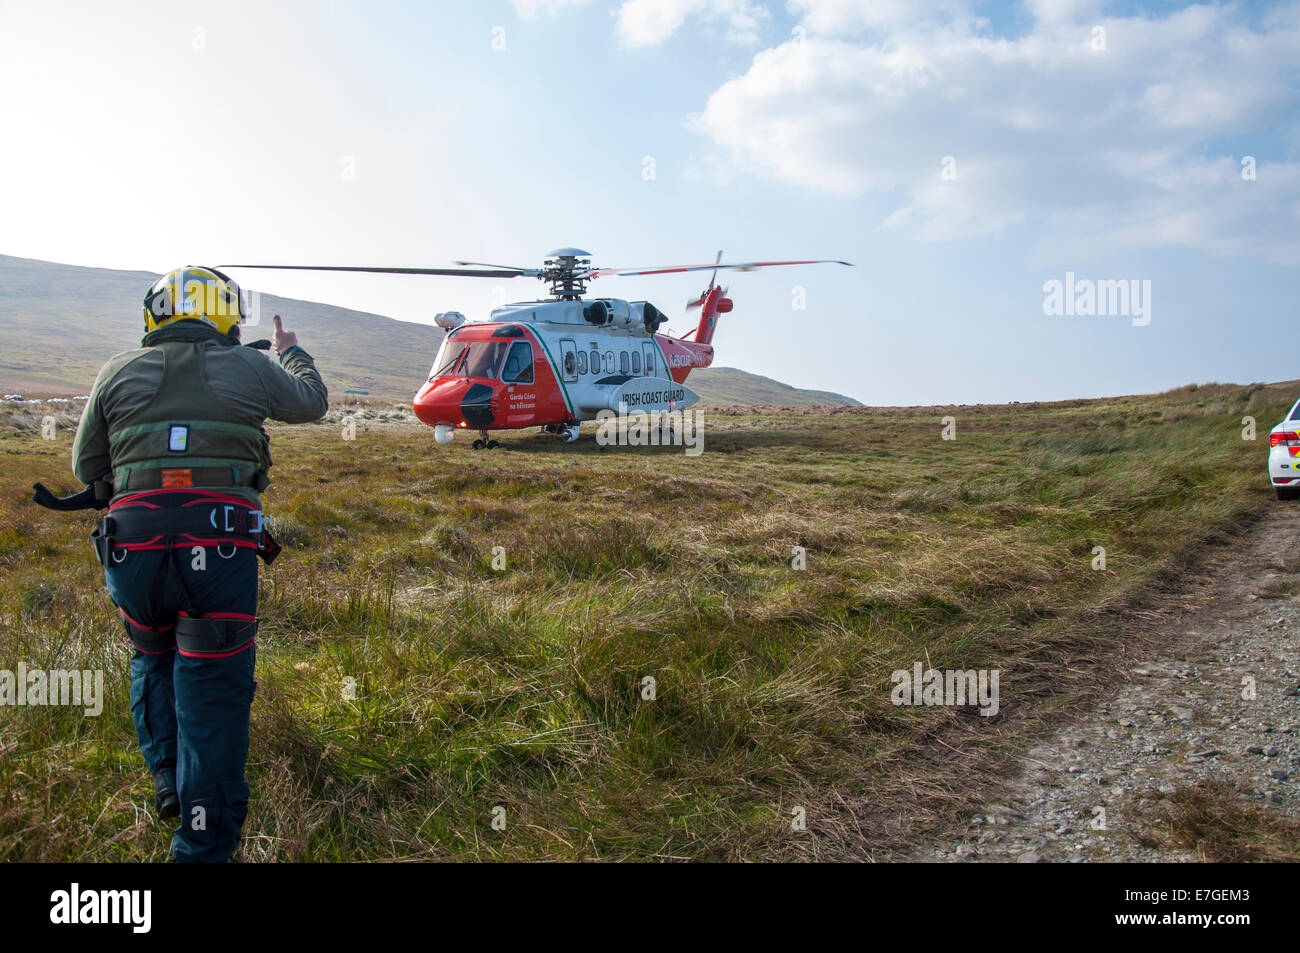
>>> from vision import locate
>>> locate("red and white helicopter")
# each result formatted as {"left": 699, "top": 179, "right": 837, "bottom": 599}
{"left": 226, "top": 250, "right": 850, "bottom": 447}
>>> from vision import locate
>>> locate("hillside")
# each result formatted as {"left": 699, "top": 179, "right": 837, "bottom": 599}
{"left": 0, "top": 254, "right": 439, "bottom": 399}
{"left": 0, "top": 254, "right": 859, "bottom": 406}
{"left": 688, "top": 366, "right": 860, "bottom": 406}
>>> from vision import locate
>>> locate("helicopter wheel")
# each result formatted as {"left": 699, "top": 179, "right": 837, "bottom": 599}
{"left": 472, "top": 439, "right": 484, "bottom": 450}
{"left": 486, "top": 440, "right": 500, "bottom": 450}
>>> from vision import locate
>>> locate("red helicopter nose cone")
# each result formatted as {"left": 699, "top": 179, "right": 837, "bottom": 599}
{"left": 414, "top": 377, "right": 473, "bottom": 427}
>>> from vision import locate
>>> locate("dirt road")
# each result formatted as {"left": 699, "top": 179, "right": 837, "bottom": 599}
{"left": 927, "top": 505, "right": 1300, "bottom": 862}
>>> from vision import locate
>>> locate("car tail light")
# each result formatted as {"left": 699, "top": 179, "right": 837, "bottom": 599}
{"left": 1270, "top": 431, "right": 1300, "bottom": 447}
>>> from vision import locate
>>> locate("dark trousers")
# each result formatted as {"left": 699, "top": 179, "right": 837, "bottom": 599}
{"left": 107, "top": 535, "right": 258, "bottom": 863}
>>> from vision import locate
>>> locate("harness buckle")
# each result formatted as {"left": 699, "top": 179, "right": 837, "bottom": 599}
{"left": 207, "top": 504, "right": 261, "bottom": 536}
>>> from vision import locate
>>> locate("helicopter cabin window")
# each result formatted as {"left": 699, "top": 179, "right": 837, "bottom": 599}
{"left": 619, "top": 351, "right": 630, "bottom": 375}
{"left": 576, "top": 351, "right": 588, "bottom": 374}
{"left": 501, "top": 341, "right": 534, "bottom": 384}
{"left": 562, "top": 348, "right": 576, "bottom": 378}
{"left": 464, "top": 341, "right": 509, "bottom": 379}
{"left": 604, "top": 351, "right": 614, "bottom": 373}
{"left": 631, "top": 351, "right": 641, "bottom": 375}
{"left": 590, "top": 348, "right": 599, "bottom": 371}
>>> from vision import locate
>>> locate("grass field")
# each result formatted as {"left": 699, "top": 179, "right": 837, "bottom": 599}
{"left": 0, "top": 381, "right": 1294, "bottom": 861}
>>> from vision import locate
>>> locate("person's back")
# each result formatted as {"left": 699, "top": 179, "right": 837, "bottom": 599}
{"left": 70, "top": 266, "right": 327, "bottom": 862}
{"left": 74, "top": 315, "right": 326, "bottom": 503}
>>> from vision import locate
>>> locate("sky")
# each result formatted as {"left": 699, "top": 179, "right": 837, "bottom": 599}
{"left": 0, "top": 0, "right": 1297, "bottom": 405}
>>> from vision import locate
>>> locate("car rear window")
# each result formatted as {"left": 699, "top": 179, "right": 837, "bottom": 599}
{"left": 1291, "top": 401, "right": 1300, "bottom": 421}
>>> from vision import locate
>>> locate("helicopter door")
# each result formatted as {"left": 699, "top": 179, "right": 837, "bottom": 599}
{"left": 641, "top": 342, "right": 658, "bottom": 378}
{"left": 559, "top": 339, "right": 578, "bottom": 382}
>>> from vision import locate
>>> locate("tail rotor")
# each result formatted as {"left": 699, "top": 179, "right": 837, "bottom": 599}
{"left": 686, "top": 250, "right": 723, "bottom": 311}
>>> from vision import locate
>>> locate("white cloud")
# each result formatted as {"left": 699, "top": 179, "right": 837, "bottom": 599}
{"left": 689, "top": 2, "right": 1300, "bottom": 263}
{"left": 616, "top": 0, "right": 770, "bottom": 48}
{"left": 787, "top": 0, "right": 973, "bottom": 33}
{"left": 1021, "top": 0, "right": 1104, "bottom": 25}
{"left": 511, "top": 0, "right": 591, "bottom": 20}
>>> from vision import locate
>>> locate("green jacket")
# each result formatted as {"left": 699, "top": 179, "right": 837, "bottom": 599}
{"left": 72, "top": 322, "right": 328, "bottom": 504}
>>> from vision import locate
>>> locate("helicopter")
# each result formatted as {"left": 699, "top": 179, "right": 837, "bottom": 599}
{"left": 223, "top": 250, "right": 851, "bottom": 448}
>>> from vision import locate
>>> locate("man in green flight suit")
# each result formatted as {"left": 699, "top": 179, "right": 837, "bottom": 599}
{"left": 71, "top": 266, "right": 327, "bottom": 862}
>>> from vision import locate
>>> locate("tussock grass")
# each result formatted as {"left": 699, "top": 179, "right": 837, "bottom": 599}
{"left": 0, "top": 382, "right": 1294, "bottom": 860}
{"left": 1153, "top": 780, "right": 1300, "bottom": 862}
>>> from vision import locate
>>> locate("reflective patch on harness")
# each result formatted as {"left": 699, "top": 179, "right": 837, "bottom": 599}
{"left": 168, "top": 425, "right": 189, "bottom": 452}
{"left": 161, "top": 469, "right": 193, "bottom": 488}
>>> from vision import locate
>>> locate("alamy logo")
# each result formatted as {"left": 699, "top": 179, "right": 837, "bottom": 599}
{"left": 1042, "top": 272, "right": 1151, "bottom": 326}
{"left": 595, "top": 406, "right": 704, "bottom": 456}
{"left": 49, "top": 883, "right": 151, "bottom": 933}
{"left": 0, "top": 663, "right": 103, "bottom": 716}
{"left": 890, "top": 663, "right": 1000, "bottom": 717}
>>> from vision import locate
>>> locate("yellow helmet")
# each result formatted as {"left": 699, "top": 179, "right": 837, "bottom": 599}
{"left": 143, "top": 266, "right": 245, "bottom": 336}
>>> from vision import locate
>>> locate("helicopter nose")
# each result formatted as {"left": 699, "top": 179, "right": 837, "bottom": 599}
{"left": 413, "top": 377, "right": 498, "bottom": 429}
{"left": 414, "top": 378, "right": 467, "bottom": 426}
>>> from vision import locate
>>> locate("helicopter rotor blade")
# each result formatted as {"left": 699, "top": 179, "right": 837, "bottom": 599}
{"left": 453, "top": 260, "right": 535, "bottom": 272}
{"left": 221, "top": 264, "right": 538, "bottom": 278}
{"left": 584, "top": 259, "right": 853, "bottom": 279}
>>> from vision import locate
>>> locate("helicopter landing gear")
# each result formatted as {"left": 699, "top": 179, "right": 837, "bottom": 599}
{"left": 541, "top": 423, "right": 581, "bottom": 443}
{"left": 472, "top": 432, "right": 500, "bottom": 450}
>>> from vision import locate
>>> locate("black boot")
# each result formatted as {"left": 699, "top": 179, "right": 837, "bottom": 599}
{"left": 153, "top": 767, "right": 179, "bottom": 819}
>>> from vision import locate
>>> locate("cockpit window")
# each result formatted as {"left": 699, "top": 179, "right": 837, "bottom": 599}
{"left": 431, "top": 339, "right": 469, "bottom": 377}
{"left": 464, "top": 341, "right": 510, "bottom": 379}
{"left": 502, "top": 341, "right": 534, "bottom": 384}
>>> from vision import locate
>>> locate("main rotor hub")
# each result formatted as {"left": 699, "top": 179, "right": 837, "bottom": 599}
{"left": 542, "top": 248, "right": 593, "bottom": 300}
